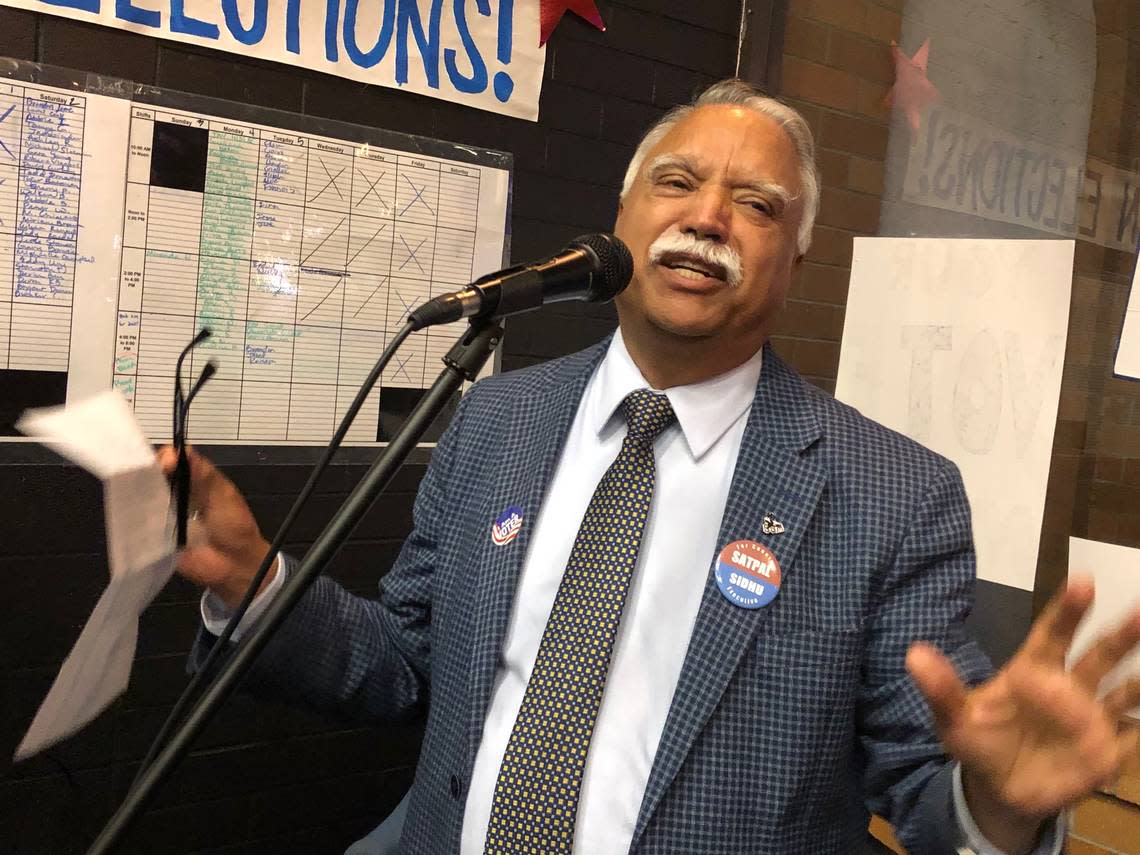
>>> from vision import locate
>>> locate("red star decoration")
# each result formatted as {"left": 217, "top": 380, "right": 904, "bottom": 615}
{"left": 540, "top": 0, "right": 606, "bottom": 46}
{"left": 884, "top": 38, "right": 940, "bottom": 135}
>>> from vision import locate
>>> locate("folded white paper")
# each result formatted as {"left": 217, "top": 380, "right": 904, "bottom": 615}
{"left": 18, "top": 390, "right": 157, "bottom": 480}
{"left": 14, "top": 390, "right": 175, "bottom": 760}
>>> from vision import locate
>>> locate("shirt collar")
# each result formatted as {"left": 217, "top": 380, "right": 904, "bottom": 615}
{"left": 591, "top": 329, "right": 764, "bottom": 460}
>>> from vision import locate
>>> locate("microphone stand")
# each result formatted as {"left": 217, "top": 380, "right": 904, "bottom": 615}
{"left": 87, "top": 317, "right": 504, "bottom": 855}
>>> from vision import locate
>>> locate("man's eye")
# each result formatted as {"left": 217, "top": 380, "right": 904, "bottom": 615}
{"left": 659, "top": 177, "right": 690, "bottom": 190}
{"left": 746, "top": 200, "right": 772, "bottom": 215}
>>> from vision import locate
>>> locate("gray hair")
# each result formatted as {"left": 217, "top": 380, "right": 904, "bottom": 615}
{"left": 619, "top": 79, "right": 820, "bottom": 256}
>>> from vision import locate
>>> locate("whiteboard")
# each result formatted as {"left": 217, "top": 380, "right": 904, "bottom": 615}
{"left": 0, "top": 74, "right": 510, "bottom": 446}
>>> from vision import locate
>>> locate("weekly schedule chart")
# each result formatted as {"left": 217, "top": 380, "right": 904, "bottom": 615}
{"left": 0, "top": 82, "right": 85, "bottom": 413}
{"left": 0, "top": 74, "right": 510, "bottom": 445}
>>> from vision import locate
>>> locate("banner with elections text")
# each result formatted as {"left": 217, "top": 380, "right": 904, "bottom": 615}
{"left": 0, "top": 0, "right": 547, "bottom": 119}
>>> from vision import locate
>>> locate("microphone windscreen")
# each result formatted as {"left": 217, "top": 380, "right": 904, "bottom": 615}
{"left": 570, "top": 233, "right": 634, "bottom": 302}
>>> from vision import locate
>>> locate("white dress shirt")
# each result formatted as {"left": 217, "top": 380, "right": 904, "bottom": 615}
{"left": 203, "top": 330, "right": 1061, "bottom": 855}
{"left": 459, "top": 330, "right": 761, "bottom": 855}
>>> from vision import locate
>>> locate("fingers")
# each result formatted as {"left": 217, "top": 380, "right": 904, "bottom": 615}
{"left": 907, "top": 642, "right": 968, "bottom": 730}
{"left": 156, "top": 445, "right": 177, "bottom": 476}
{"left": 1020, "top": 577, "right": 1094, "bottom": 667}
{"left": 1072, "top": 609, "right": 1140, "bottom": 692}
{"left": 156, "top": 446, "right": 244, "bottom": 534}
{"left": 1103, "top": 677, "right": 1140, "bottom": 721}
{"left": 178, "top": 446, "right": 230, "bottom": 516}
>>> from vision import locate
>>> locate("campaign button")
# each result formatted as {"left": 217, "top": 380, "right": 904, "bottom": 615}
{"left": 714, "top": 539, "right": 781, "bottom": 609}
{"left": 491, "top": 505, "right": 523, "bottom": 545}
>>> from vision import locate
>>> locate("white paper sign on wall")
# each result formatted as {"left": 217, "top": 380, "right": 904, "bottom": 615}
{"left": 836, "top": 238, "right": 1074, "bottom": 591}
{"left": 0, "top": 0, "right": 546, "bottom": 120}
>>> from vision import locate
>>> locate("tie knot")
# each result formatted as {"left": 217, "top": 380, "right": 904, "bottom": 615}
{"left": 622, "top": 389, "right": 675, "bottom": 442}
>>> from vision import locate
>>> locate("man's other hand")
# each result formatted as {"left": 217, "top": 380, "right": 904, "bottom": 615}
{"left": 907, "top": 577, "right": 1140, "bottom": 855}
{"left": 157, "top": 446, "right": 274, "bottom": 610}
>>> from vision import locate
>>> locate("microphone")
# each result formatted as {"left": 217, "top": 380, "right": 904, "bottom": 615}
{"left": 407, "top": 233, "right": 633, "bottom": 330}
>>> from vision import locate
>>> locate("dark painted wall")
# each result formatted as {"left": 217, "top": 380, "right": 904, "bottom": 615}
{"left": 0, "top": 3, "right": 740, "bottom": 852}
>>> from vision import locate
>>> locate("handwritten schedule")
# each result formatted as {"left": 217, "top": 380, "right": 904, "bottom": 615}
{"left": 0, "top": 83, "right": 84, "bottom": 412}
{"left": 0, "top": 78, "right": 509, "bottom": 444}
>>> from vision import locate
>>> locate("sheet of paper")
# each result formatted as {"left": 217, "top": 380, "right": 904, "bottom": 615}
{"left": 835, "top": 238, "right": 1074, "bottom": 591}
{"left": 1114, "top": 256, "right": 1140, "bottom": 379}
{"left": 1068, "top": 537, "right": 1140, "bottom": 718}
{"left": 17, "top": 389, "right": 156, "bottom": 478}
{"left": 14, "top": 554, "right": 174, "bottom": 761}
{"left": 14, "top": 391, "right": 175, "bottom": 760}
{"left": 0, "top": 0, "right": 548, "bottom": 121}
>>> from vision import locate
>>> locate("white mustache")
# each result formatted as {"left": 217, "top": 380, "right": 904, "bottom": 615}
{"left": 647, "top": 229, "right": 743, "bottom": 288}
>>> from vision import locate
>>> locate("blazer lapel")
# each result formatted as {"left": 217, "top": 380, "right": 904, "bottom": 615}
{"left": 631, "top": 347, "right": 827, "bottom": 850}
{"left": 466, "top": 341, "right": 611, "bottom": 765}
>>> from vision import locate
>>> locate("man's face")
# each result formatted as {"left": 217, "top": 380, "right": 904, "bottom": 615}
{"left": 613, "top": 105, "right": 805, "bottom": 352}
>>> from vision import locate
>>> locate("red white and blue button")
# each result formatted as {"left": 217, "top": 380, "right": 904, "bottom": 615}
{"left": 491, "top": 505, "right": 524, "bottom": 545}
{"left": 714, "top": 539, "right": 781, "bottom": 609}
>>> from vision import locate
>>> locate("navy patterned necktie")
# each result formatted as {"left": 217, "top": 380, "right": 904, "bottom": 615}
{"left": 483, "top": 389, "right": 677, "bottom": 854}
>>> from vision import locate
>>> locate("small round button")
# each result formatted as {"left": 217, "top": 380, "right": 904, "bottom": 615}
{"left": 449, "top": 774, "right": 461, "bottom": 799}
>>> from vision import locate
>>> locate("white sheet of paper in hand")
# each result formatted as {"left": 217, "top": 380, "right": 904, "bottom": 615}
{"left": 14, "top": 390, "right": 175, "bottom": 760}
{"left": 1068, "top": 537, "right": 1140, "bottom": 720}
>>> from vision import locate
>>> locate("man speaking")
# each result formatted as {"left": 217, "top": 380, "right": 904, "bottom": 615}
{"left": 162, "top": 79, "right": 1140, "bottom": 854}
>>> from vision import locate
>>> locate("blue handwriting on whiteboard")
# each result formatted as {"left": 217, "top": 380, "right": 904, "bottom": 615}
{"left": 0, "top": 104, "right": 15, "bottom": 159}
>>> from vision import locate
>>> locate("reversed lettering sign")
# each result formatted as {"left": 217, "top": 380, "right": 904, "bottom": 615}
{"left": 904, "top": 105, "right": 1139, "bottom": 253}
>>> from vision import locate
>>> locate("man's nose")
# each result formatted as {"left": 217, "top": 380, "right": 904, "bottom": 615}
{"left": 680, "top": 186, "right": 731, "bottom": 243}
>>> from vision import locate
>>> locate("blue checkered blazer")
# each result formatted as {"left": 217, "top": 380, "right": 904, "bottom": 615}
{"left": 204, "top": 339, "right": 994, "bottom": 854}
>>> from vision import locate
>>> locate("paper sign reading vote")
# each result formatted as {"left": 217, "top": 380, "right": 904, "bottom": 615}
{"left": 835, "top": 238, "right": 1073, "bottom": 592}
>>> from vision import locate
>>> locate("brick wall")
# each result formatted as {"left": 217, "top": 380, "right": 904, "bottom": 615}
{"left": 768, "top": 0, "right": 904, "bottom": 392}
{"left": 1039, "top": 0, "right": 1140, "bottom": 848}
{"left": 1067, "top": 0, "right": 1140, "bottom": 848}
{"left": 0, "top": 3, "right": 743, "bottom": 853}
{"left": 771, "top": 1, "right": 1140, "bottom": 852}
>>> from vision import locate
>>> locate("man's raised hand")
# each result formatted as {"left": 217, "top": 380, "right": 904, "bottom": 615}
{"left": 906, "top": 577, "right": 1140, "bottom": 854}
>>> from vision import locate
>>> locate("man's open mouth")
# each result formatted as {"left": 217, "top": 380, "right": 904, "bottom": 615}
{"left": 657, "top": 252, "right": 727, "bottom": 282}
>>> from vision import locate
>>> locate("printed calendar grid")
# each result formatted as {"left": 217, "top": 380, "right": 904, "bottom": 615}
{"left": 113, "top": 106, "right": 483, "bottom": 444}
